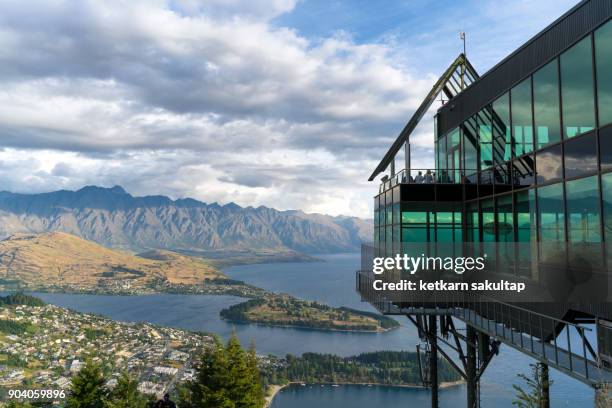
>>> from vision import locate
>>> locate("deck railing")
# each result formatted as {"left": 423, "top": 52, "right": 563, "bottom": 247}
{"left": 379, "top": 168, "right": 478, "bottom": 193}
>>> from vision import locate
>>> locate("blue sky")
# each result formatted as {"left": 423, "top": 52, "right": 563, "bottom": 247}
{"left": 0, "top": 0, "right": 580, "bottom": 217}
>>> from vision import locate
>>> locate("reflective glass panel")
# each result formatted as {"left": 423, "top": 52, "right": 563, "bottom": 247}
{"left": 516, "top": 189, "right": 537, "bottom": 243}
{"left": 564, "top": 132, "right": 598, "bottom": 178}
{"left": 536, "top": 144, "right": 563, "bottom": 184}
{"left": 466, "top": 202, "right": 480, "bottom": 242}
{"left": 512, "top": 155, "right": 535, "bottom": 188}
{"left": 481, "top": 199, "right": 496, "bottom": 242}
{"left": 437, "top": 135, "right": 447, "bottom": 172}
{"left": 603, "top": 172, "right": 612, "bottom": 242}
{"left": 492, "top": 94, "right": 512, "bottom": 164}
{"left": 595, "top": 20, "right": 612, "bottom": 126}
{"left": 566, "top": 176, "right": 601, "bottom": 243}
{"left": 479, "top": 109, "right": 493, "bottom": 170}
{"left": 561, "top": 36, "right": 595, "bottom": 138}
{"left": 533, "top": 59, "right": 561, "bottom": 148}
{"left": 497, "top": 194, "right": 514, "bottom": 242}
{"left": 511, "top": 78, "right": 534, "bottom": 156}
{"left": 538, "top": 183, "right": 565, "bottom": 241}
{"left": 600, "top": 125, "right": 612, "bottom": 170}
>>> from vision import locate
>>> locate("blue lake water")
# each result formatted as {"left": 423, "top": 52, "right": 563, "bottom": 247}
{"left": 32, "top": 253, "right": 594, "bottom": 407}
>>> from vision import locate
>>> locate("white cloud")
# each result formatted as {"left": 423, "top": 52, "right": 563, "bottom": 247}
{"left": 0, "top": 0, "right": 582, "bottom": 217}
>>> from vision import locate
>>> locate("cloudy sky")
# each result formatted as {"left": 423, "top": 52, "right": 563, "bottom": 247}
{"left": 0, "top": 0, "right": 578, "bottom": 217}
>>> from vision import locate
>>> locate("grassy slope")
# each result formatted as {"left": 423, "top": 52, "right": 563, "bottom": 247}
{"left": 0, "top": 232, "right": 224, "bottom": 287}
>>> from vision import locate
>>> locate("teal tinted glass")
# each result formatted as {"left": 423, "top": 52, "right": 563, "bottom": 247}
{"left": 561, "top": 36, "right": 595, "bottom": 138}
{"left": 538, "top": 183, "right": 565, "bottom": 242}
{"left": 603, "top": 172, "right": 612, "bottom": 241}
{"left": 596, "top": 21, "right": 612, "bottom": 126}
{"left": 463, "top": 125, "right": 478, "bottom": 174}
{"left": 497, "top": 194, "right": 514, "bottom": 242}
{"left": 492, "top": 94, "right": 512, "bottom": 164}
{"left": 448, "top": 128, "right": 460, "bottom": 149}
{"left": 466, "top": 202, "right": 479, "bottom": 242}
{"left": 402, "top": 228, "right": 428, "bottom": 243}
{"left": 516, "top": 189, "right": 537, "bottom": 243}
{"left": 437, "top": 135, "right": 447, "bottom": 171}
{"left": 566, "top": 176, "right": 601, "bottom": 243}
{"left": 479, "top": 109, "right": 493, "bottom": 169}
{"left": 533, "top": 60, "right": 561, "bottom": 148}
{"left": 511, "top": 78, "right": 534, "bottom": 156}
{"left": 481, "top": 199, "right": 495, "bottom": 242}
{"left": 402, "top": 211, "right": 428, "bottom": 223}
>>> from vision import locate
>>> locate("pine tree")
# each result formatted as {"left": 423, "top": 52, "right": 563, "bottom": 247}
{"left": 512, "top": 363, "right": 552, "bottom": 408}
{"left": 180, "top": 335, "right": 265, "bottom": 408}
{"left": 104, "top": 372, "right": 148, "bottom": 408}
{"left": 245, "top": 341, "right": 265, "bottom": 407}
{"left": 67, "top": 360, "right": 107, "bottom": 408}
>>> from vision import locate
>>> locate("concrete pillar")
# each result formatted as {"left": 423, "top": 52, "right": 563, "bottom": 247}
{"left": 466, "top": 325, "right": 477, "bottom": 408}
{"left": 429, "top": 315, "right": 438, "bottom": 408}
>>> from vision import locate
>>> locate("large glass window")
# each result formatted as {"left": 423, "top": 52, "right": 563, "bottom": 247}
{"left": 496, "top": 194, "right": 514, "bottom": 242}
{"left": 516, "top": 189, "right": 538, "bottom": 277}
{"left": 603, "top": 172, "right": 612, "bottom": 242}
{"left": 600, "top": 125, "right": 612, "bottom": 170}
{"left": 512, "top": 155, "right": 535, "bottom": 188}
{"left": 492, "top": 94, "right": 512, "bottom": 164}
{"left": 478, "top": 110, "right": 493, "bottom": 170}
{"left": 533, "top": 59, "right": 561, "bottom": 148}
{"left": 463, "top": 124, "right": 478, "bottom": 176}
{"left": 516, "top": 189, "right": 537, "bottom": 243}
{"left": 401, "top": 208, "right": 429, "bottom": 243}
{"left": 466, "top": 202, "right": 480, "bottom": 242}
{"left": 536, "top": 144, "right": 563, "bottom": 184}
{"left": 561, "top": 36, "right": 595, "bottom": 138}
{"left": 566, "top": 175, "right": 601, "bottom": 243}
{"left": 481, "top": 199, "right": 496, "bottom": 242}
{"left": 538, "top": 183, "right": 565, "bottom": 241}
{"left": 511, "top": 78, "right": 534, "bottom": 156}
{"left": 435, "top": 209, "right": 462, "bottom": 243}
{"left": 437, "top": 135, "right": 447, "bottom": 172}
{"left": 595, "top": 20, "right": 612, "bottom": 126}
{"left": 564, "top": 132, "right": 598, "bottom": 178}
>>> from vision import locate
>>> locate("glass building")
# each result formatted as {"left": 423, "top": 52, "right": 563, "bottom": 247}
{"left": 360, "top": 0, "right": 612, "bottom": 403}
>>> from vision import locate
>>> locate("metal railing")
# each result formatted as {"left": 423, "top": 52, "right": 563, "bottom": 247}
{"left": 355, "top": 269, "right": 610, "bottom": 385}
{"left": 453, "top": 295, "right": 600, "bottom": 383}
{"left": 379, "top": 168, "right": 478, "bottom": 193}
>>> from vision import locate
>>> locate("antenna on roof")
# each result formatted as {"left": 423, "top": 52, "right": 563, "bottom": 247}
{"left": 459, "top": 31, "right": 466, "bottom": 89}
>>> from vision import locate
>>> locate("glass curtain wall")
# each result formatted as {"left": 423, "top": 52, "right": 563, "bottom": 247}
{"left": 533, "top": 60, "right": 561, "bottom": 149}
{"left": 595, "top": 20, "right": 612, "bottom": 127}
{"left": 561, "top": 36, "right": 595, "bottom": 138}
{"left": 511, "top": 78, "right": 534, "bottom": 156}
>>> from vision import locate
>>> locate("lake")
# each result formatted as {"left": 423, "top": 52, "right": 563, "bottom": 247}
{"left": 32, "top": 253, "right": 594, "bottom": 406}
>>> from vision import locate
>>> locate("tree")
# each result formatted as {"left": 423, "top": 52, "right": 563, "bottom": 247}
{"left": 104, "top": 372, "right": 149, "bottom": 408}
{"left": 512, "top": 363, "right": 552, "bottom": 408}
{"left": 67, "top": 360, "right": 107, "bottom": 408}
{"left": 180, "top": 334, "right": 265, "bottom": 408}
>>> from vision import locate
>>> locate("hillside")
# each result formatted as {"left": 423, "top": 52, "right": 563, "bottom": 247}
{"left": 0, "top": 232, "right": 223, "bottom": 289}
{"left": 0, "top": 186, "right": 372, "bottom": 254}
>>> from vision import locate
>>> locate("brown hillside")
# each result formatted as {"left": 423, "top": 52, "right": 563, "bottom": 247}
{"left": 0, "top": 232, "right": 223, "bottom": 288}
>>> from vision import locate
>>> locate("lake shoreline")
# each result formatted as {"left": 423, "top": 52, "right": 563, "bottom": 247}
{"left": 266, "top": 380, "right": 466, "bottom": 406}
{"left": 221, "top": 318, "right": 399, "bottom": 334}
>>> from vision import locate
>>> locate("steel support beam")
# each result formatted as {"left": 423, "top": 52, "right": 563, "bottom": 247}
{"left": 466, "top": 325, "right": 478, "bottom": 408}
{"left": 429, "top": 315, "right": 439, "bottom": 408}
{"left": 541, "top": 363, "right": 550, "bottom": 408}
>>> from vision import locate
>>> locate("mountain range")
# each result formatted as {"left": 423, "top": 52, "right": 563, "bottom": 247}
{"left": 0, "top": 186, "right": 372, "bottom": 254}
